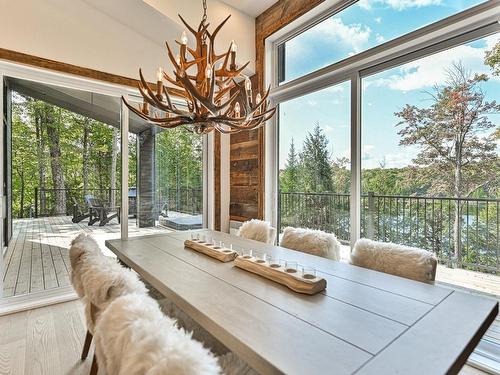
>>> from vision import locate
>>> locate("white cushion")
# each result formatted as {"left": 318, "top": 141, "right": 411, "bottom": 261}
{"left": 280, "top": 227, "right": 341, "bottom": 261}
{"left": 350, "top": 238, "right": 437, "bottom": 283}
{"left": 237, "top": 219, "right": 276, "bottom": 244}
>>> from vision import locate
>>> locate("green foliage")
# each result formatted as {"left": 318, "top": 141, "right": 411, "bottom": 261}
{"left": 485, "top": 40, "right": 500, "bottom": 76}
{"left": 300, "top": 123, "right": 334, "bottom": 192}
{"left": 280, "top": 138, "right": 300, "bottom": 192}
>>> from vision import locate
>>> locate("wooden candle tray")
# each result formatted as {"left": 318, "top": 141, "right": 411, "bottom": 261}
{"left": 184, "top": 239, "right": 238, "bottom": 263}
{"left": 234, "top": 256, "right": 326, "bottom": 295}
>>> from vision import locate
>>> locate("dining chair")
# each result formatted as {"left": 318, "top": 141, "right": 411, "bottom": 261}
{"left": 94, "top": 293, "right": 221, "bottom": 375}
{"left": 237, "top": 219, "right": 277, "bottom": 244}
{"left": 71, "top": 234, "right": 148, "bottom": 375}
{"left": 350, "top": 238, "right": 437, "bottom": 283}
{"left": 280, "top": 226, "right": 341, "bottom": 260}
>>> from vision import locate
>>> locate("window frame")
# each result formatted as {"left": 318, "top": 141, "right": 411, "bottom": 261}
{"left": 265, "top": 0, "right": 500, "bottom": 247}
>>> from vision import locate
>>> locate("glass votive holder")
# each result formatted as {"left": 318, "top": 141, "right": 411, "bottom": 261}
{"left": 285, "top": 261, "right": 298, "bottom": 273}
{"left": 221, "top": 243, "right": 232, "bottom": 253}
{"left": 199, "top": 234, "right": 206, "bottom": 243}
{"left": 255, "top": 253, "right": 267, "bottom": 264}
{"left": 302, "top": 266, "right": 317, "bottom": 280}
{"left": 241, "top": 249, "right": 253, "bottom": 259}
{"left": 213, "top": 240, "right": 221, "bottom": 249}
{"left": 267, "top": 255, "right": 281, "bottom": 268}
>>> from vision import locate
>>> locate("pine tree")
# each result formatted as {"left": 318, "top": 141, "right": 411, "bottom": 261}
{"left": 280, "top": 138, "right": 300, "bottom": 192}
{"left": 299, "top": 123, "right": 334, "bottom": 192}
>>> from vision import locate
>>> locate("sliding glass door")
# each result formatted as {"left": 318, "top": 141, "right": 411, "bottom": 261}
{"left": 124, "top": 107, "right": 204, "bottom": 237}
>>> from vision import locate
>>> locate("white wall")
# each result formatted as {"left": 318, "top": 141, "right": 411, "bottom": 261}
{"left": 144, "top": 0, "right": 255, "bottom": 72}
{"left": 0, "top": 0, "right": 255, "bottom": 82}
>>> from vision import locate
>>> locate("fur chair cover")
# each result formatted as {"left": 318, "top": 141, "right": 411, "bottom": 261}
{"left": 79, "top": 255, "right": 147, "bottom": 333}
{"left": 69, "top": 233, "right": 103, "bottom": 298}
{"left": 280, "top": 227, "right": 341, "bottom": 260}
{"left": 237, "top": 219, "right": 276, "bottom": 244}
{"left": 350, "top": 238, "right": 437, "bottom": 283}
{"left": 94, "top": 293, "right": 221, "bottom": 375}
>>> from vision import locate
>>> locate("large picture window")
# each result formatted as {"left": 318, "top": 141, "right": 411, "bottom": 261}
{"left": 278, "top": 81, "right": 351, "bottom": 242}
{"left": 361, "top": 34, "right": 499, "bottom": 271}
{"left": 278, "top": 0, "right": 485, "bottom": 84}
{"left": 270, "top": 0, "right": 500, "bottom": 300}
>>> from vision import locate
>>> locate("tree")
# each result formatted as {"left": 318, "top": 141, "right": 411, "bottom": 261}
{"left": 485, "top": 41, "right": 500, "bottom": 76}
{"left": 280, "top": 138, "right": 300, "bottom": 192}
{"left": 44, "top": 105, "right": 67, "bottom": 215}
{"left": 299, "top": 123, "right": 334, "bottom": 192}
{"left": 395, "top": 63, "right": 499, "bottom": 261}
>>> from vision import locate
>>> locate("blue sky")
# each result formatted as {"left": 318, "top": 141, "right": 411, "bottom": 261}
{"left": 279, "top": 0, "right": 499, "bottom": 170}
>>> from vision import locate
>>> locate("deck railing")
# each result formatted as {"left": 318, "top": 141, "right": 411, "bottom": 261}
{"left": 279, "top": 191, "right": 499, "bottom": 273}
{"left": 34, "top": 187, "right": 203, "bottom": 218}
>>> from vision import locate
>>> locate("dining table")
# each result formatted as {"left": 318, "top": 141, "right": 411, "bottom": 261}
{"left": 105, "top": 229, "right": 498, "bottom": 375}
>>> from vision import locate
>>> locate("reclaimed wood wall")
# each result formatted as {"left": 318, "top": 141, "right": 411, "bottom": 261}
{"left": 227, "top": 0, "right": 325, "bottom": 222}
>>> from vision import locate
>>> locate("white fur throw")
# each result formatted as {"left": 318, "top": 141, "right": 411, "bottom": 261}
{"left": 280, "top": 227, "right": 341, "bottom": 260}
{"left": 79, "top": 255, "right": 147, "bottom": 333}
{"left": 350, "top": 238, "right": 437, "bottom": 283}
{"left": 94, "top": 293, "right": 221, "bottom": 375}
{"left": 237, "top": 219, "right": 276, "bottom": 244}
{"left": 69, "top": 233, "right": 103, "bottom": 299}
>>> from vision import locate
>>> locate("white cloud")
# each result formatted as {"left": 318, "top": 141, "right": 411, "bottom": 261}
{"left": 372, "top": 37, "right": 500, "bottom": 92}
{"left": 375, "top": 34, "right": 386, "bottom": 43}
{"left": 358, "top": 0, "right": 441, "bottom": 11}
{"left": 362, "top": 144, "right": 375, "bottom": 161}
{"left": 374, "top": 17, "right": 382, "bottom": 24}
{"left": 307, "top": 100, "right": 318, "bottom": 107}
{"left": 308, "top": 17, "right": 371, "bottom": 53}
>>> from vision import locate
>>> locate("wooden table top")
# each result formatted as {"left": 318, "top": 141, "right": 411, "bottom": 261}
{"left": 105, "top": 230, "right": 498, "bottom": 375}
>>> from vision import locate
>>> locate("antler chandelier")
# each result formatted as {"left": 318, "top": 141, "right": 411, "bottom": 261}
{"left": 122, "top": 0, "right": 276, "bottom": 134}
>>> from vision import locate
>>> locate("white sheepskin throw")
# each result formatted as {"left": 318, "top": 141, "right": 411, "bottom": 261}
{"left": 280, "top": 227, "right": 341, "bottom": 260}
{"left": 94, "top": 293, "right": 221, "bottom": 375}
{"left": 350, "top": 238, "right": 437, "bottom": 284}
{"left": 69, "top": 233, "right": 103, "bottom": 298}
{"left": 80, "top": 255, "right": 147, "bottom": 333}
{"left": 237, "top": 219, "right": 276, "bottom": 244}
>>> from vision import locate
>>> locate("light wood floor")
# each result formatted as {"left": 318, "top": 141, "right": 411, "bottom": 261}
{"left": 0, "top": 300, "right": 93, "bottom": 374}
{"left": 2, "top": 217, "right": 171, "bottom": 298}
{"left": 0, "top": 299, "right": 491, "bottom": 375}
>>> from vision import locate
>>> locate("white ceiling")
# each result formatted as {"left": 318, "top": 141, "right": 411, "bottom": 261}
{"left": 221, "top": 0, "right": 278, "bottom": 17}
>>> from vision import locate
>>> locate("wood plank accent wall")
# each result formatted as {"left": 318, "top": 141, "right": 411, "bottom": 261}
{"left": 229, "top": 74, "right": 263, "bottom": 222}
{"left": 228, "top": 0, "right": 325, "bottom": 222}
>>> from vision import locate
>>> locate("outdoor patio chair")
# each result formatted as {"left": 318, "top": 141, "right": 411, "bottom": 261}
{"left": 84, "top": 194, "right": 120, "bottom": 226}
{"left": 71, "top": 197, "right": 91, "bottom": 223}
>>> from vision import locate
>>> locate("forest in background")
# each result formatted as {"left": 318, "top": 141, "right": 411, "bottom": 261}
{"left": 11, "top": 94, "right": 202, "bottom": 219}
{"left": 278, "top": 47, "right": 500, "bottom": 271}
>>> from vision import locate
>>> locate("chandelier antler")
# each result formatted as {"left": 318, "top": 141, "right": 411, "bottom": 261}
{"left": 122, "top": 0, "right": 276, "bottom": 134}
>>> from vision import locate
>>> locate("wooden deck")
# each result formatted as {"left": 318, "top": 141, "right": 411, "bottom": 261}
{"left": 2, "top": 216, "right": 172, "bottom": 298}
